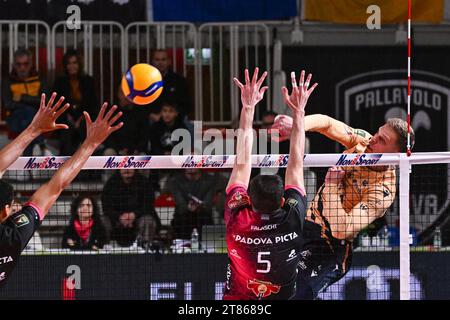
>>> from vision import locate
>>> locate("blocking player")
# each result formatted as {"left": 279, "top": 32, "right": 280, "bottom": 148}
{"left": 0, "top": 93, "right": 123, "bottom": 287}
{"left": 223, "top": 69, "right": 317, "bottom": 300}
{"left": 272, "top": 112, "right": 415, "bottom": 299}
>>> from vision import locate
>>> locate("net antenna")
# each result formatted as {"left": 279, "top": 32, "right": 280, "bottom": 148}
{"left": 407, "top": 0, "right": 412, "bottom": 156}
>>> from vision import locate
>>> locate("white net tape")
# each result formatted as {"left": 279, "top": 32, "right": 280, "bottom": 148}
{"left": 5, "top": 152, "right": 450, "bottom": 170}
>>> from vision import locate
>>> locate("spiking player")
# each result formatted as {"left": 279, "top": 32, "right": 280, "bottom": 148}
{"left": 0, "top": 93, "right": 123, "bottom": 287}
{"left": 223, "top": 69, "right": 317, "bottom": 300}
{"left": 272, "top": 110, "right": 415, "bottom": 299}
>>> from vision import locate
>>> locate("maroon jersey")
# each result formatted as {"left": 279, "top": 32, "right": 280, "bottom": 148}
{"left": 223, "top": 183, "right": 307, "bottom": 300}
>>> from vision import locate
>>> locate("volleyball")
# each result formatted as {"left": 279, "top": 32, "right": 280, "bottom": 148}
{"left": 121, "top": 63, "right": 164, "bottom": 105}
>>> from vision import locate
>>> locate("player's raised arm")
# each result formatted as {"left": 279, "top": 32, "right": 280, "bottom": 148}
{"left": 226, "top": 68, "right": 268, "bottom": 191}
{"left": 272, "top": 114, "right": 371, "bottom": 149}
{"left": 29, "top": 103, "right": 123, "bottom": 217}
{"left": 0, "top": 92, "right": 70, "bottom": 176}
{"left": 283, "top": 71, "right": 317, "bottom": 193}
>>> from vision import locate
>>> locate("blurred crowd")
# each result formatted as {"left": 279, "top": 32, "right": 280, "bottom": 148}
{"left": 3, "top": 48, "right": 288, "bottom": 251}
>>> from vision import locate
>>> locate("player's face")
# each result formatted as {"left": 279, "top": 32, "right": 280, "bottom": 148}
{"left": 366, "top": 124, "right": 399, "bottom": 153}
{"left": 152, "top": 51, "right": 170, "bottom": 74}
{"left": 66, "top": 56, "right": 80, "bottom": 76}
{"left": 77, "top": 198, "right": 93, "bottom": 220}
{"left": 161, "top": 106, "right": 178, "bottom": 124}
{"left": 14, "top": 55, "right": 32, "bottom": 78}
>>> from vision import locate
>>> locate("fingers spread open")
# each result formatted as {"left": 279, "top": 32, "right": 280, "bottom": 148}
{"left": 259, "top": 86, "right": 268, "bottom": 96}
{"left": 52, "top": 96, "right": 66, "bottom": 112}
{"left": 83, "top": 111, "right": 93, "bottom": 125}
{"left": 252, "top": 67, "right": 259, "bottom": 86}
{"left": 304, "top": 73, "right": 312, "bottom": 89}
{"left": 98, "top": 102, "right": 108, "bottom": 120}
{"left": 40, "top": 93, "right": 46, "bottom": 110}
{"left": 244, "top": 69, "right": 250, "bottom": 85}
{"left": 111, "top": 122, "right": 124, "bottom": 133}
{"left": 105, "top": 105, "right": 118, "bottom": 122}
{"left": 54, "top": 103, "right": 70, "bottom": 118}
{"left": 299, "top": 70, "right": 305, "bottom": 87}
{"left": 233, "top": 77, "right": 244, "bottom": 89}
{"left": 108, "top": 111, "right": 123, "bottom": 126}
{"left": 308, "top": 82, "right": 318, "bottom": 95}
{"left": 46, "top": 92, "right": 57, "bottom": 109}
{"left": 256, "top": 71, "right": 268, "bottom": 88}
{"left": 290, "top": 72, "right": 297, "bottom": 88}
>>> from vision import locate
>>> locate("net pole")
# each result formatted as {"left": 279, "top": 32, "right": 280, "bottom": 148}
{"left": 407, "top": 0, "right": 412, "bottom": 156}
{"left": 399, "top": 155, "right": 411, "bottom": 300}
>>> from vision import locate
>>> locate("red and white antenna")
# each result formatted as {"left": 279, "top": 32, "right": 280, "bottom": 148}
{"left": 407, "top": 0, "right": 412, "bottom": 156}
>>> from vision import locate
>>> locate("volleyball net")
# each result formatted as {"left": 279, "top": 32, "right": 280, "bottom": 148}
{"left": 0, "top": 152, "right": 449, "bottom": 300}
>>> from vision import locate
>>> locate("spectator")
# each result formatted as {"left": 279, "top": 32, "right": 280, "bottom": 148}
{"left": 101, "top": 169, "right": 161, "bottom": 247}
{"left": 2, "top": 48, "right": 48, "bottom": 155}
{"left": 103, "top": 87, "right": 149, "bottom": 156}
{"left": 151, "top": 49, "right": 191, "bottom": 120}
{"left": 169, "top": 169, "right": 215, "bottom": 240}
{"left": 62, "top": 195, "right": 107, "bottom": 251}
{"left": 52, "top": 50, "right": 99, "bottom": 155}
{"left": 148, "top": 101, "right": 188, "bottom": 155}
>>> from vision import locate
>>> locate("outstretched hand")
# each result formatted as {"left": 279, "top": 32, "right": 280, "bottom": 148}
{"left": 83, "top": 103, "right": 123, "bottom": 147}
{"left": 29, "top": 92, "right": 71, "bottom": 133}
{"left": 233, "top": 68, "right": 268, "bottom": 109}
{"left": 282, "top": 70, "right": 318, "bottom": 114}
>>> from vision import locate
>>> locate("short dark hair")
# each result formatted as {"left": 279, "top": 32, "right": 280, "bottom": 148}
{"left": 13, "top": 48, "right": 32, "bottom": 60}
{"left": 386, "top": 118, "right": 415, "bottom": 152}
{"left": 0, "top": 180, "right": 14, "bottom": 209}
{"left": 62, "top": 49, "right": 83, "bottom": 76}
{"left": 248, "top": 174, "right": 284, "bottom": 213}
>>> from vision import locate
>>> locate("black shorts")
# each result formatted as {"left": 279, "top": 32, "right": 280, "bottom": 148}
{"left": 294, "top": 222, "right": 353, "bottom": 300}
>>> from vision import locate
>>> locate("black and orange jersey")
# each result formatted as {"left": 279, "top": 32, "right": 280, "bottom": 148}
{"left": 304, "top": 115, "right": 396, "bottom": 240}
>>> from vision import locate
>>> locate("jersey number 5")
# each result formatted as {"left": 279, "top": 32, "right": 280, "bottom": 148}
{"left": 256, "top": 252, "right": 271, "bottom": 273}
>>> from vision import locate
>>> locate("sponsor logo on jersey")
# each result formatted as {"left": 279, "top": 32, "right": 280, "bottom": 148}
{"left": 227, "top": 191, "right": 250, "bottom": 209}
{"left": 286, "top": 249, "right": 298, "bottom": 262}
{"left": 13, "top": 214, "right": 30, "bottom": 228}
{"left": 247, "top": 279, "right": 281, "bottom": 299}
{"left": 286, "top": 198, "right": 299, "bottom": 207}
{"left": 229, "top": 249, "right": 241, "bottom": 259}
{"left": 103, "top": 156, "right": 152, "bottom": 169}
{"left": 300, "top": 249, "right": 312, "bottom": 259}
{"left": 298, "top": 261, "right": 307, "bottom": 270}
{"left": 233, "top": 232, "right": 299, "bottom": 245}
{"left": 0, "top": 256, "right": 13, "bottom": 265}
{"left": 250, "top": 224, "right": 277, "bottom": 231}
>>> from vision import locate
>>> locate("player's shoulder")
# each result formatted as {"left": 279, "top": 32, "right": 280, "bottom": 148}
{"left": 8, "top": 205, "right": 41, "bottom": 227}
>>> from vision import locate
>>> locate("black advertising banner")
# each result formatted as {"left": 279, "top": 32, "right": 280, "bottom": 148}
{"left": 0, "top": 252, "right": 449, "bottom": 300}
{"left": 283, "top": 46, "right": 450, "bottom": 239}
{"left": 0, "top": 0, "right": 147, "bottom": 25}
